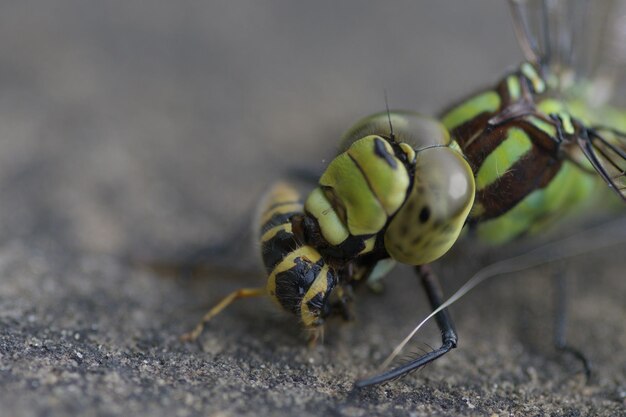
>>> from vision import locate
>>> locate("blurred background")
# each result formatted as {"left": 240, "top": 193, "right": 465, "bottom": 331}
{"left": 0, "top": 1, "right": 624, "bottom": 416}
{"left": 0, "top": 1, "right": 524, "bottom": 255}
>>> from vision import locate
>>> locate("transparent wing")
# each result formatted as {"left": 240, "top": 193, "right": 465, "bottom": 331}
{"left": 509, "top": 0, "right": 584, "bottom": 77}
{"left": 510, "top": 0, "right": 626, "bottom": 201}
{"left": 509, "top": 0, "right": 626, "bottom": 104}
{"left": 578, "top": 0, "right": 626, "bottom": 106}
{"left": 578, "top": 126, "right": 626, "bottom": 202}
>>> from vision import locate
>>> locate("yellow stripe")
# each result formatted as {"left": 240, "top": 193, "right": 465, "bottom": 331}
{"left": 526, "top": 115, "right": 556, "bottom": 137}
{"left": 442, "top": 91, "right": 501, "bottom": 131}
{"left": 358, "top": 236, "right": 377, "bottom": 255}
{"left": 559, "top": 112, "right": 575, "bottom": 135}
{"left": 476, "top": 127, "right": 533, "bottom": 190}
{"left": 260, "top": 223, "right": 293, "bottom": 243}
{"left": 537, "top": 98, "right": 566, "bottom": 115}
{"left": 506, "top": 75, "right": 521, "bottom": 101}
{"left": 263, "top": 182, "right": 302, "bottom": 206}
{"left": 399, "top": 142, "right": 416, "bottom": 164}
{"left": 266, "top": 246, "right": 321, "bottom": 302}
{"left": 300, "top": 264, "right": 330, "bottom": 327}
{"left": 304, "top": 188, "right": 349, "bottom": 245}
{"left": 521, "top": 62, "right": 546, "bottom": 94}
{"left": 260, "top": 202, "right": 303, "bottom": 225}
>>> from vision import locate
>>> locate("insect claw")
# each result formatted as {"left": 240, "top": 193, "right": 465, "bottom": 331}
{"left": 307, "top": 326, "right": 324, "bottom": 347}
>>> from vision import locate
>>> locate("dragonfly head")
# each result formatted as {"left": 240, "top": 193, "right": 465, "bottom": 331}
{"left": 384, "top": 146, "right": 475, "bottom": 265}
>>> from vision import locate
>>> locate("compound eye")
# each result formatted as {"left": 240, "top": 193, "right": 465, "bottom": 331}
{"left": 384, "top": 147, "right": 475, "bottom": 265}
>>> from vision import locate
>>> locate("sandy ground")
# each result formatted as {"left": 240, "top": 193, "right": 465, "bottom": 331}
{"left": 0, "top": 1, "right": 625, "bottom": 416}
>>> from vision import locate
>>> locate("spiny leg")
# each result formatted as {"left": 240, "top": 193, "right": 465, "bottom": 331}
{"left": 553, "top": 270, "right": 592, "bottom": 379}
{"left": 181, "top": 287, "right": 266, "bottom": 342}
{"left": 355, "top": 264, "right": 457, "bottom": 387}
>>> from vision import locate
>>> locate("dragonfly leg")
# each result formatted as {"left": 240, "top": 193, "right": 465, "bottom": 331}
{"left": 553, "top": 270, "right": 592, "bottom": 379}
{"left": 180, "top": 287, "right": 266, "bottom": 342}
{"left": 417, "top": 264, "right": 458, "bottom": 353}
{"left": 354, "top": 264, "right": 457, "bottom": 387}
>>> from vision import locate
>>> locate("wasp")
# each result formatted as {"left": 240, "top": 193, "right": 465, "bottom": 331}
{"left": 179, "top": 0, "right": 626, "bottom": 387}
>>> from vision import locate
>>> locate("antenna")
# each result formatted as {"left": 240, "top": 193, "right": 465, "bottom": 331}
{"left": 384, "top": 89, "right": 395, "bottom": 141}
{"left": 541, "top": 0, "right": 551, "bottom": 65}
{"left": 509, "top": 0, "right": 541, "bottom": 63}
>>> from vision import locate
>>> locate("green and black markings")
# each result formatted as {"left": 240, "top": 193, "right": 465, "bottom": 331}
{"left": 181, "top": 1, "right": 626, "bottom": 388}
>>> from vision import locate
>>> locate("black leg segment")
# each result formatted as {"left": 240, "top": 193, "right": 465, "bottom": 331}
{"left": 355, "top": 264, "right": 457, "bottom": 387}
{"left": 553, "top": 270, "right": 592, "bottom": 379}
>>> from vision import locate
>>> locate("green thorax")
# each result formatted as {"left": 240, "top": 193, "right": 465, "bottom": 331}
{"left": 440, "top": 61, "right": 601, "bottom": 244}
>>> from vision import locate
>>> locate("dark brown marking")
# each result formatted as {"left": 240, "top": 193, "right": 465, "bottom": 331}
{"left": 474, "top": 143, "right": 562, "bottom": 221}
{"left": 445, "top": 67, "right": 559, "bottom": 175}
{"left": 320, "top": 186, "right": 347, "bottom": 224}
{"left": 461, "top": 122, "right": 512, "bottom": 170}
{"left": 261, "top": 229, "right": 300, "bottom": 274}
{"left": 260, "top": 212, "right": 300, "bottom": 235}
{"left": 348, "top": 154, "right": 381, "bottom": 204}
{"left": 374, "top": 137, "right": 398, "bottom": 169}
{"left": 419, "top": 206, "right": 431, "bottom": 223}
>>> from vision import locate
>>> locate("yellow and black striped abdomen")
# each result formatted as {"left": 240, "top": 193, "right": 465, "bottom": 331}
{"left": 257, "top": 182, "right": 337, "bottom": 328}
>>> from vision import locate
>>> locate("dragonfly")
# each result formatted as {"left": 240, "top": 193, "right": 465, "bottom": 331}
{"left": 175, "top": 0, "right": 626, "bottom": 388}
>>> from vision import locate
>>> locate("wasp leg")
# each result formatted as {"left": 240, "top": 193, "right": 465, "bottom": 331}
{"left": 181, "top": 287, "right": 266, "bottom": 342}
{"left": 354, "top": 264, "right": 457, "bottom": 387}
{"left": 307, "top": 326, "right": 325, "bottom": 347}
{"left": 330, "top": 285, "right": 354, "bottom": 321}
{"left": 553, "top": 271, "right": 592, "bottom": 379}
